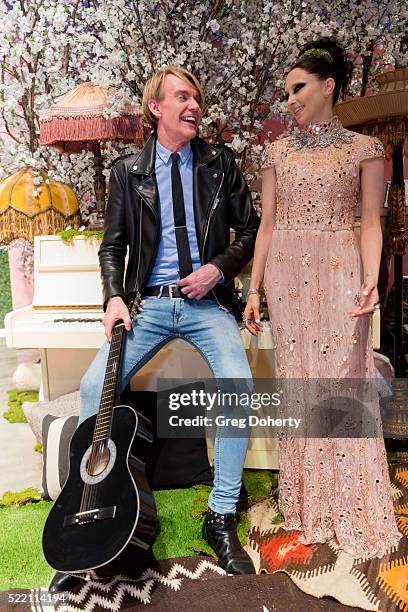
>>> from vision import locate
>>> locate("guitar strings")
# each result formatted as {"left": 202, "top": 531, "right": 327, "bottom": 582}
{"left": 80, "top": 325, "right": 124, "bottom": 513}
{"left": 81, "top": 331, "right": 121, "bottom": 512}
{"left": 80, "top": 334, "right": 119, "bottom": 512}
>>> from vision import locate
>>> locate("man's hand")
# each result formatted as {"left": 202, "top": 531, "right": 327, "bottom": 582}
{"left": 177, "top": 263, "right": 222, "bottom": 299}
{"left": 104, "top": 296, "right": 132, "bottom": 341}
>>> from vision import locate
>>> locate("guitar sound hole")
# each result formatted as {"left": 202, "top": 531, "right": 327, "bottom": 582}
{"left": 87, "top": 446, "right": 110, "bottom": 476}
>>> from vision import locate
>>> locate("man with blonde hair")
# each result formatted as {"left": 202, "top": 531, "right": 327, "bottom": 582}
{"left": 50, "top": 65, "right": 259, "bottom": 592}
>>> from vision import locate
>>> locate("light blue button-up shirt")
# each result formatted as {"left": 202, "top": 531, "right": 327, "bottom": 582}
{"left": 146, "top": 140, "right": 202, "bottom": 287}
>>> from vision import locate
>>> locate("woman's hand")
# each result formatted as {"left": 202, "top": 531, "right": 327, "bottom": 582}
{"left": 348, "top": 277, "right": 379, "bottom": 318}
{"left": 242, "top": 294, "right": 263, "bottom": 336}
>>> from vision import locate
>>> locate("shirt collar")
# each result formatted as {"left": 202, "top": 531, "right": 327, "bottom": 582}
{"left": 156, "top": 139, "right": 192, "bottom": 165}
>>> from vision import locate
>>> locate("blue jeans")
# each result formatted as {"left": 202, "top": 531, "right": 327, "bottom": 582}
{"left": 79, "top": 296, "right": 252, "bottom": 514}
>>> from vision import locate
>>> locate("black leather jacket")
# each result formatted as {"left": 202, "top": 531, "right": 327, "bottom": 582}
{"left": 99, "top": 134, "right": 260, "bottom": 315}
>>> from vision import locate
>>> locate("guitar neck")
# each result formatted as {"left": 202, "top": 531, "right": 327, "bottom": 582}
{"left": 93, "top": 322, "right": 126, "bottom": 443}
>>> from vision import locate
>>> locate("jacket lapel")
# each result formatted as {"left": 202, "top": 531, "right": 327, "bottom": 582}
{"left": 128, "top": 135, "right": 223, "bottom": 233}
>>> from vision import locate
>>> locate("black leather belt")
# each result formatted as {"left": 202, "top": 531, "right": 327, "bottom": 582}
{"left": 144, "top": 284, "right": 214, "bottom": 300}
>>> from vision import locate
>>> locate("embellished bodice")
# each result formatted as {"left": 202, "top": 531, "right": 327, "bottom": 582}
{"left": 262, "top": 117, "right": 384, "bottom": 231}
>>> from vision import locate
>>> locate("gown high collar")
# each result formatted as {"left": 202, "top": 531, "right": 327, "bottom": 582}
{"left": 300, "top": 115, "right": 342, "bottom": 135}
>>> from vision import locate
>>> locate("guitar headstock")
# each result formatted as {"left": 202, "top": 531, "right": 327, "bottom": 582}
{"left": 127, "top": 291, "right": 143, "bottom": 318}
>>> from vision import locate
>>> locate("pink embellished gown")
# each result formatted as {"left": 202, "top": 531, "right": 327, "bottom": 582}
{"left": 262, "top": 117, "right": 402, "bottom": 559}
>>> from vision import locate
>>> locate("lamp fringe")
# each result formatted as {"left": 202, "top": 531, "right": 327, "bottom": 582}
{"left": 0, "top": 208, "right": 82, "bottom": 245}
{"left": 39, "top": 115, "right": 148, "bottom": 150}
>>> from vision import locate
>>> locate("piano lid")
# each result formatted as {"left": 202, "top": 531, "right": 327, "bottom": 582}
{"left": 33, "top": 235, "right": 103, "bottom": 309}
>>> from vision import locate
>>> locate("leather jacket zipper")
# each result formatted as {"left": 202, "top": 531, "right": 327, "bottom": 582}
{"left": 200, "top": 173, "right": 228, "bottom": 311}
{"left": 135, "top": 201, "right": 143, "bottom": 291}
{"left": 200, "top": 172, "right": 224, "bottom": 262}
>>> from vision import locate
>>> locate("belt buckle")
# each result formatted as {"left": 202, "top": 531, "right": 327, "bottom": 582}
{"left": 168, "top": 284, "right": 178, "bottom": 299}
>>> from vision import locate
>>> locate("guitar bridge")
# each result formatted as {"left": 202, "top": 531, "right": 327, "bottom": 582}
{"left": 64, "top": 506, "right": 116, "bottom": 527}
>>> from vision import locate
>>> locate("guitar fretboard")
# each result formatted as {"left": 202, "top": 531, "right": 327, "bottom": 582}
{"left": 93, "top": 322, "right": 126, "bottom": 442}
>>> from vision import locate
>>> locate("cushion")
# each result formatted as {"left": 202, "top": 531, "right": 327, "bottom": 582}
{"left": 23, "top": 390, "right": 80, "bottom": 444}
{"left": 41, "top": 414, "right": 78, "bottom": 500}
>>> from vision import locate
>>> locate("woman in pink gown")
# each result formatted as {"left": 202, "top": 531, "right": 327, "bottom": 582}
{"left": 243, "top": 38, "right": 402, "bottom": 559}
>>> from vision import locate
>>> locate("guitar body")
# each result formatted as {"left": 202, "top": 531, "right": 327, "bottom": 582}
{"left": 42, "top": 405, "right": 157, "bottom": 575}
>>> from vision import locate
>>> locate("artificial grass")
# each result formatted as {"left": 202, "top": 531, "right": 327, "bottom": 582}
{"left": 0, "top": 488, "right": 42, "bottom": 508}
{"left": 0, "top": 489, "right": 204, "bottom": 590}
{"left": 0, "top": 489, "right": 204, "bottom": 588}
{"left": 0, "top": 469, "right": 279, "bottom": 590}
{"left": 152, "top": 487, "right": 200, "bottom": 560}
{"left": 272, "top": 511, "right": 284, "bottom": 524}
{"left": 3, "top": 389, "right": 39, "bottom": 423}
{"left": 0, "top": 249, "right": 12, "bottom": 328}
{"left": 0, "top": 501, "right": 53, "bottom": 590}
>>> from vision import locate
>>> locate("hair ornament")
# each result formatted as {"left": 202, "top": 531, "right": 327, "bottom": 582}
{"left": 298, "top": 49, "right": 333, "bottom": 64}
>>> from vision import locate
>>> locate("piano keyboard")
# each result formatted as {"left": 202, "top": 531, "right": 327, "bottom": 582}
{"left": 6, "top": 307, "right": 106, "bottom": 349}
{"left": 44, "top": 317, "right": 104, "bottom": 327}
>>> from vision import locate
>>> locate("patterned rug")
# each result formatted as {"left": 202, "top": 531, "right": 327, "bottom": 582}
{"left": 246, "top": 462, "right": 408, "bottom": 611}
{"left": 1, "top": 556, "right": 370, "bottom": 612}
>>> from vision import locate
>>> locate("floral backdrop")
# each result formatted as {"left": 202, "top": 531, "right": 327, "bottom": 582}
{"left": 0, "top": 0, "right": 407, "bottom": 223}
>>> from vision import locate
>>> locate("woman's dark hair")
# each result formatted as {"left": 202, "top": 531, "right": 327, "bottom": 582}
{"left": 290, "top": 37, "right": 354, "bottom": 104}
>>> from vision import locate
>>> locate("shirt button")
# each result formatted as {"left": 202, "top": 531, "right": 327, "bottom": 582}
{"left": 138, "top": 186, "right": 143, "bottom": 191}
{"left": 212, "top": 151, "right": 216, "bottom": 155}
{"left": 133, "top": 165, "right": 138, "bottom": 169}
{"left": 213, "top": 173, "right": 218, "bottom": 178}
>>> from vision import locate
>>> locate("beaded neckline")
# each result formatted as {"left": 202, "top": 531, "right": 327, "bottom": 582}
{"left": 301, "top": 115, "right": 342, "bottom": 135}
{"left": 288, "top": 115, "right": 355, "bottom": 149}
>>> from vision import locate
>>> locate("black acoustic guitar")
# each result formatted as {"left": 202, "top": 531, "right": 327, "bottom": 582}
{"left": 42, "top": 295, "right": 157, "bottom": 576}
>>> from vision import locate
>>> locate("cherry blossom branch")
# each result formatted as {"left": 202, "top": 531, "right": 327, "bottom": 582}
{"left": 131, "top": 0, "right": 156, "bottom": 73}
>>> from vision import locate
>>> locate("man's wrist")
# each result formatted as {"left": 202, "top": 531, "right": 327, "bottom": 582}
{"left": 209, "top": 263, "right": 224, "bottom": 283}
{"left": 107, "top": 294, "right": 124, "bottom": 304}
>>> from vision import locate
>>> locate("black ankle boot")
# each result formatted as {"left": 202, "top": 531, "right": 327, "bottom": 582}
{"left": 202, "top": 507, "right": 255, "bottom": 575}
{"left": 49, "top": 571, "right": 85, "bottom": 593}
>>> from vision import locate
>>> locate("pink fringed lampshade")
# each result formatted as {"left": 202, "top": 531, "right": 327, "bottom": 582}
{"left": 39, "top": 82, "right": 148, "bottom": 152}
{"left": 39, "top": 82, "right": 149, "bottom": 227}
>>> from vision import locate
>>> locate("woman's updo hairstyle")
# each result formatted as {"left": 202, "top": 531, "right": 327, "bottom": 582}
{"left": 291, "top": 37, "right": 353, "bottom": 104}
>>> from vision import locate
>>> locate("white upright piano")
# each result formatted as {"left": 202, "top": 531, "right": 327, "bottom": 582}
{"left": 5, "top": 235, "right": 105, "bottom": 400}
{"left": 5, "top": 234, "right": 279, "bottom": 469}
